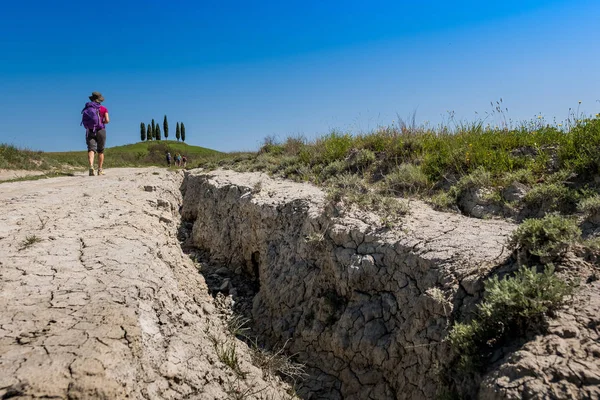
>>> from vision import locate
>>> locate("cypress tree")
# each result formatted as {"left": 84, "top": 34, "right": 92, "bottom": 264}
{"left": 155, "top": 124, "right": 161, "bottom": 140}
{"left": 147, "top": 122, "right": 153, "bottom": 140}
{"left": 163, "top": 115, "right": 169, "bottom": 139}
{"left": 176, "top": 122, "right": 181, "bottom": 141}
{"left": 181, "top": 123, "right": 186, "bottom": 142}
{"left": 140, "top": 122, "right": 146, "bottom": 142}
{"left": 151, "top": 119, "right": 155, "bottom": 139}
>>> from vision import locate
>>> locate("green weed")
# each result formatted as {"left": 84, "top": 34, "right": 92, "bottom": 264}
{"left": 509, "top": 214, "right": 581, "bottom": 258}
{"left": 448, "top": 265, "right": 574, "bottom": 373}
{"left": 20, "top": 235, "right": 42, "bottom": 250}
{"left": 384, "top": 163, "right": 429, "bottom": 195}
{"left": 521, "top": 183, "right": 576, "bottom": 216}
{"left": 215, "top": 339, "right": 244, "bottom": 376}
{"left": 578, "top": 194, "right": 600, "bottom": 218}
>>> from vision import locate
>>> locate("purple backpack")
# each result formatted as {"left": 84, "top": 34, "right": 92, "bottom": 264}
{"left": 81, "top": 102, "right": 103, "bottom": 133}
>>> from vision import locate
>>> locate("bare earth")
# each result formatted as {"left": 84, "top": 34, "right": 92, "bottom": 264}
{"left": 0, "top": 168, "right": 291, "bottom": 399}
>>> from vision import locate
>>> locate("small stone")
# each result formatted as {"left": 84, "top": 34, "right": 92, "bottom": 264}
{"left": 502, "top": 182, "right": 529, "bottom": 202}
{"left": 144, "top": 185, "right": 156, "bottom": 192}
{"left": 218, "top": 279, "right": 231, "bottom": 293}
{"left": 157, "top": 199, "right": 171, "bottom": 209}
{"left": 215, "top": 267, "right": 230, "bottom": 275}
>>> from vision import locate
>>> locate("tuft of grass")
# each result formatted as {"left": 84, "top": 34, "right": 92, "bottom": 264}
{"left": 521, "top": 182, "right": 577, "bottom": 216}
{"left": 428, "top": 191, "right": 457, "bottom": 211}
{"left": 346, "top": 148, "right": 376, "bottom": 172}
{"left": 384, "top": 163, "right": 429, "bottom": 195}
{"left": 455, "top": 167, "right": 494, "bottom": 192}
{"left": 227, "top": 315, "right": 251, "bottom": 339}
{"left": 225, "top": 376, "right": 266, "bottom": 400}
{"left": 578, "top": 194, "right": 600, "bottom": 220}
{"left": 20, "top": 235, "right": 42, "bottom": 250}
{"left": 250, "top": 339, "right": 307, "bottom": 381}
{"left": 499, "top": 168, "right": 536, "bottom": 186}
{"left": 215, "top": 339, "right": 244, "bottom": 377}
{"left": 448, "top": 265, "right": 574, "bottom": 373}
{"left": 509, "top": 214, "right": 581, "bottom": 257}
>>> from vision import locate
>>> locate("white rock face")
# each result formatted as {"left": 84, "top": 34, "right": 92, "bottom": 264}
{"left": 181, "top": 169, "right": 517, "bottom": 399}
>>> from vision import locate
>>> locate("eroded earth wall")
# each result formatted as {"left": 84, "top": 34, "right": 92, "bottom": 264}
{"left": 181, "top": 170, "right": 517, "bottom": 399}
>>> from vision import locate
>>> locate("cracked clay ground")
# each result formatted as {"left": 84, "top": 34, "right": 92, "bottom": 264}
{"left": 0, "top": 168, "right": 292, "bottom": 399}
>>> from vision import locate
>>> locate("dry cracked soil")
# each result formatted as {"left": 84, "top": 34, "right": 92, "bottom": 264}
{"left": 0, "top": 168, "right": 293, "bottom": 400}
{"left": 2, "top": 167, "right": 600, "bottom": 400}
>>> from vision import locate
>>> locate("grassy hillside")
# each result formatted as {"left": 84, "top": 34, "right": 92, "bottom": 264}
{"left": 0, "top": 140, "right": 221, "bottom": 170}
{"left": 197, "top": 116, "right": 600, "bottom": 224}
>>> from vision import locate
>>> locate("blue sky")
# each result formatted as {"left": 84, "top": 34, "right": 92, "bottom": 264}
{"left": 0, "top": 0, "right": 599, "bottom": 153}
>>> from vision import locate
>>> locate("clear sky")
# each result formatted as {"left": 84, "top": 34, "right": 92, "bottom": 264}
{"left": 0, "top": 0, "right": 599, "bottom": 153}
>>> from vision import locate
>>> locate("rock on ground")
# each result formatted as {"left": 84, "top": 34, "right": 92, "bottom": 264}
{"left": 0, "top": 168, "right": 292, "bottom": 399}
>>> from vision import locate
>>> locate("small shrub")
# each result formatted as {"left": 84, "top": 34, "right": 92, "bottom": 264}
{"left": 578, "top": 194, "right": 600, "bottom": 217}
{"left": 455, "top": 167, "right": 493, "bottom": 192}
{"left": 315, "top": 131, "right": 353, "bottom": 163}
{"left": 320, "top": 160, "right": 347, "bottom": 180}
{"left": 346, "top": 148, "right": 376, "bottom": 172}
{"left": 449, "top": 265, "right": 574, "bottom": 373}
{"left": 499, "top": 169, "right": 535, "bottom": 186}
{"left": 582, "top": 237, "right": 600, "bottom": 251}
{"left": 509, "top": 214, "right": 581, "bottom": 257}
{"left": 563, "top": 118, "right": 600, "bottom": 175}
{"left": 522, "top": 182, "right": 576, "bottom": 216}
{"left": 283, "top": 135, "right": 307, "bottom": 156}
{"left": 544, "top": 169, "right": 573, "bottom": 185}
{"left": 215, "top": 339, "right": 244, "bottom": 376}
{"left": 384, "top": 163, "right": 429, "bottom": 195}
{"left": 326, "top": 173, "right": 367, "bottom": 193}
{"left": 428, "top": 191, "right": 457, "bottom": 210}
{"left": 20, "top": 235, "right": 42, "bottom": 250}
{"left": 447, "top": 320, "right": 483, "bottom": 371}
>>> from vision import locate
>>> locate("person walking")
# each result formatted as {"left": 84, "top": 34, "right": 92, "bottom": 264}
{"left": 81, "top": 92, "right": 109, "bottom": 176}
{"left": 166, "top": 151, "right": 172, "bottom": 167}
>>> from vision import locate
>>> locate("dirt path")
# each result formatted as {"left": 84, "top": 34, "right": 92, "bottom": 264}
{"left": 0, "top": 168, "right": 292, "bottom": 399}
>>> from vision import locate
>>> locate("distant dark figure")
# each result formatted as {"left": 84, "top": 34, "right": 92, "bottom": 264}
{"left": 166, "top": 152, "right": 172, "bottom": 166}
{"left": 182, "top": 155, "right": 187, "bottom": 168}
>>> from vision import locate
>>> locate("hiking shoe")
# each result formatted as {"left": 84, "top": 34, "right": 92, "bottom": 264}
{"left": 97, "top": 169, "right": 105, "bottom": 176}
{"left": 89, "top": 168, "right": 95, "bottom": 176}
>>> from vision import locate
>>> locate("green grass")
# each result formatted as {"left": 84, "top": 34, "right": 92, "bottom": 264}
{"left": 448, "top": 265, "right": 574, "bottom": 367}
{"left": 509, "top": 214, "right": 581, "bottom": 257}
{"left": 197, "top": 115, "right": 600, "bottom": 222}
{"left": 20, "top": 235, "right": 43, "bottom": 250}
{"left": 0, "top": 141, "right": 221, "bottom": 171}
{"left": 447, "top": 265, "right": 574, "bottom": 394}
{"left": 0, "top": 144, "right": 59, "bottom": 170}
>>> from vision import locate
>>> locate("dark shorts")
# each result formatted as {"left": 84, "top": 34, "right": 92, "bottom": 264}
{"left": 86, "top": 129, "right": 106, "bottom": 153}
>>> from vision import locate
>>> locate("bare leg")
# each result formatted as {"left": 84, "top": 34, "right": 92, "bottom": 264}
{"left": 98, "top": 153, "right": 104, "bottom": 170}
{"left": 88, "top": 151, "right": 95, "bottom": 168}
